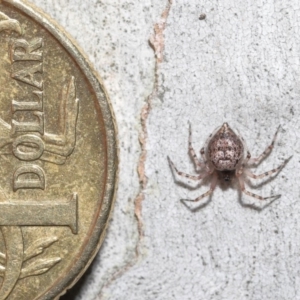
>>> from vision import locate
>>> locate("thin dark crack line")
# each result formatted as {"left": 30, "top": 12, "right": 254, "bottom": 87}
{"left": 97, "top": 1, "right": 173, "bottom": 299}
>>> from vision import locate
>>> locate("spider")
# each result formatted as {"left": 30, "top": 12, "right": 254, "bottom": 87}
{"left": 168, "top": 122, "right": 291, "bottom": 203}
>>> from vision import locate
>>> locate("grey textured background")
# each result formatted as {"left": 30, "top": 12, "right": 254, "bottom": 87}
{"left": 30, "top": 0, "right": 299, "bottom": 299}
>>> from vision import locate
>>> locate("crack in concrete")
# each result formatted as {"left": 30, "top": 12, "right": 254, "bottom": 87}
{"left": 136, "top": 0, "right": 172, "bottom": 247}
{"left": 98, "top": 1, "right": 172, "bottom": 298}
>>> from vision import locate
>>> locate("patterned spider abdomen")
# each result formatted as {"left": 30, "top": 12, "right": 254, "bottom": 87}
{"left": 208, "top": 123, "right": 244, "bottom": 171}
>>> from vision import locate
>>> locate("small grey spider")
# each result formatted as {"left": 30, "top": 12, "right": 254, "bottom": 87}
{"left": 168, "top": 123, "right": 291, "bottom": 203}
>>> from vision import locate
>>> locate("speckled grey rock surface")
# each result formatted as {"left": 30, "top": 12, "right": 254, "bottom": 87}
{"left": 29, "top": 1, "right": 299, "bottom": 299}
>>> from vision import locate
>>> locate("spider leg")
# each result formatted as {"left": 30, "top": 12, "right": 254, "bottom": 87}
{"left": 200, "top": 147, "right": 211, "bottom": 172}
{"left": 244, "top": 156, "right": 292, "bottom": 180}
{"left": 188, "top": 123, "right": 205, "bottom": 170}
{"left": 248, "top": 125, "right": 281, "bottom": 166}
{"left": 237, "top": 176, "right": 280, "bottom": 201}
{"left": 168, "top": 156, "right": 209, "bottom": 181}
{"left": 243, "top": 151, "right": 251, "bottom": 165}
{"left": 237, "top": 151, "right": 251, "bottom": 176}
{"left": 181, "top": 172, "right": 218, "bottom": 202}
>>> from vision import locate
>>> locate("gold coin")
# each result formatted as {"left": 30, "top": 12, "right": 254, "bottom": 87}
{"left": 0, "top": 0, "right": 117, "bottom": 299}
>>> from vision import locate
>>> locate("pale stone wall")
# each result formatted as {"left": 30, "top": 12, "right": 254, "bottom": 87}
{"left": 31, "top": 1, "right": 299, "bottom": 299}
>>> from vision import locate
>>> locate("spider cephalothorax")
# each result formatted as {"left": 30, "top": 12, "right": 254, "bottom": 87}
{"left": 218, "top": 170, "right": 234, "bottom": 182}
{"left": 168, "top": 122, "right": 291, "bottom": 203}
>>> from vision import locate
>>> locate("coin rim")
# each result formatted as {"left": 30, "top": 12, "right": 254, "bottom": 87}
{"left": 2, "top": 0, "right": 119, "bottom": 299}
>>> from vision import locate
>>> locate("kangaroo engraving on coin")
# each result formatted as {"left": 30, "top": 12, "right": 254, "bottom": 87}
{"left": 0, "top": 1, "right": 117, "bottom": 299}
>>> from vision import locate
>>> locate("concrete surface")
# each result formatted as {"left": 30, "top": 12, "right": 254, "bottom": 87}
{"left": 30, "top": 0, "right": 300, "bottom": 299}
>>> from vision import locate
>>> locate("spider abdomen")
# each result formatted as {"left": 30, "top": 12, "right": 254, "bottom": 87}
{"left": 208, "top": 123, "right": 244, "bottom": 171}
